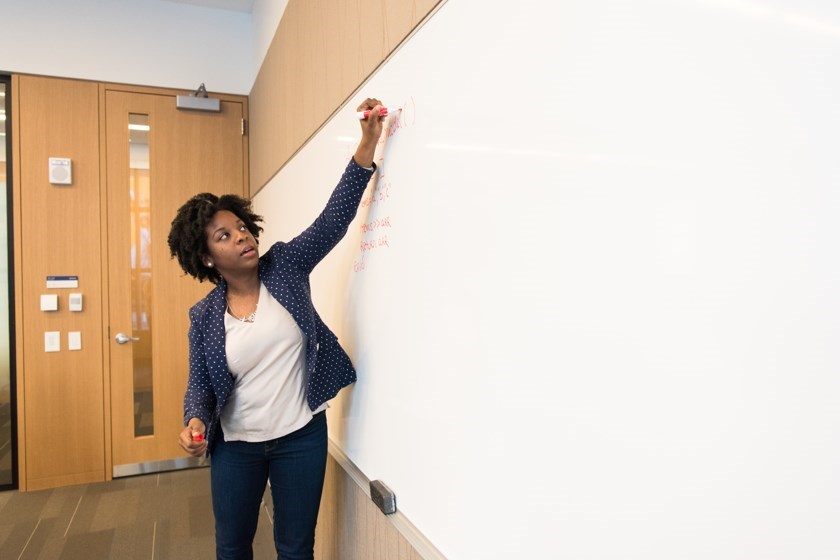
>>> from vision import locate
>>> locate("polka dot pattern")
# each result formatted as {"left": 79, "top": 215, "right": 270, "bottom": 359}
{"left": 183, "top": 158, "right": 375, "bottom": 454}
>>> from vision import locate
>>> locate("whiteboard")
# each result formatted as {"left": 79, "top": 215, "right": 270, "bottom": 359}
{"left": 253, "top": 1, "right": 840, "bottom": 558}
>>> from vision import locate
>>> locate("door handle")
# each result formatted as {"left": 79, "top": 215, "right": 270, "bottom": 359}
{"left": 115, "top": 333, "right": 140, "bottom": 344}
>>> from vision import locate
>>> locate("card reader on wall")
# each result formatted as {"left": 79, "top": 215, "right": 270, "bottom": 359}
{"left": 176, "top": 82, "right": 220, "bottom": 112}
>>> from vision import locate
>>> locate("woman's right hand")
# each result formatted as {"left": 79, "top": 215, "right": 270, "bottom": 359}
{"left": 179, "top": 418, "right": 207, "bottom": 457}
{"left": 354, "top": 97, "right": 385, "bottom": 168}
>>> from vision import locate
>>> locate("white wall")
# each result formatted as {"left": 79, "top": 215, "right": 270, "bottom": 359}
{"left": 252, "top": 0, "right": 289, "bottom": 84}
{"left": 0, "top": 0, "right": 287, "bottom": 94}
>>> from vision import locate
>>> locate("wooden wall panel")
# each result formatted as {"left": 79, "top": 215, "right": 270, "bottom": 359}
{"left": 263, "top": 452, "right": 427, "bottom": 557}
{"left": 314, "top": 454, "right": 425, "bottom": 560}
{"left": 16, "top": 75, "right": 105, "bottom": 490}
{"left": 248, "top": 0, "right": 443, "bottom": 195}
{"left": 11, "top": 77, "right": 247, "bottom": 491}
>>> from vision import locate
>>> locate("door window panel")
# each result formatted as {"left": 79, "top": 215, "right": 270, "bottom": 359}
{"left": 129, "top": 114, "right": 153, "bottom": 438}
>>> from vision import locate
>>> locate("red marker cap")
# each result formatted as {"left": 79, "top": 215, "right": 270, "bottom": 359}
{"left": 192, "top": 433, "right": 205, "bottom": 442}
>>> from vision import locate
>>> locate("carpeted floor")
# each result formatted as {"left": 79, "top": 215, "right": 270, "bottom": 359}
{"left": 0, "top": 467, "right": 277, "bottom": 559}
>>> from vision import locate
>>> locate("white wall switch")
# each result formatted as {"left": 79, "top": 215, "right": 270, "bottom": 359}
{"left": 68, "top": 331, "right": 82, "bottom": 351}
{"left": 69, "top": 293, "right": 83, "bottom": 312}
{"left": 40, "top": 294, "right": 58, "bottom": 311}
{"left": 45, "top": 331, "right": 60, "bottom": 352}
{"left": 49, "top": 157, "right": 72, "bottom": 185}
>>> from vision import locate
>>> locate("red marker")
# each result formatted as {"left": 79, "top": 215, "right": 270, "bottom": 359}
{"left": 356, "top": 107, "right": 399, "bottom": 120}
{"left": 192, "top": 432, "right": 205, "bottom": 442}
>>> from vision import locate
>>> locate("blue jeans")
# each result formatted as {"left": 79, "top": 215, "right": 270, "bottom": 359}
{"left": 211, "top": 412, "right": 328, "bottom": 560}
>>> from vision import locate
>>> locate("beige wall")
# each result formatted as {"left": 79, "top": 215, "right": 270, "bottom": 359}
{"left": 249, "top": 0, "right": 443, "bottom": 195}
{"left": 248, "top": 1, "right": 444, "bottom": 557}
{"left": 13, "top": 76, "right": 106, "bottom": 491}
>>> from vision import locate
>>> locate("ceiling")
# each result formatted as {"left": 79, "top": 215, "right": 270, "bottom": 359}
{"left": 160, "top": 0, "right": 255, "bottom": 13}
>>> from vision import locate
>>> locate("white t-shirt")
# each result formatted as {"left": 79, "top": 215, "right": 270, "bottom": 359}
{"left": 220, "top": 282, "right": 327, "bottom": 441}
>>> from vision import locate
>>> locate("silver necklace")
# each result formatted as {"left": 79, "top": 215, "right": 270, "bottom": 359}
{"left": 226, "top": 297, "right": 257, "bottom": 323}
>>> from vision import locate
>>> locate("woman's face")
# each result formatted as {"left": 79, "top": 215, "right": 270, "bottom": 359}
{"left": 203, "top": 210, "right": 259, "bottom": 277}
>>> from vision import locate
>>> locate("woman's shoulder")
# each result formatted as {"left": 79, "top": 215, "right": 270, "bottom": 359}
{"left": 265, "top": 240, "right": 286, "bottom": 258}
{"left": 258, "top": 241, "right": 288, "bottom": 269}
{"left": 189, "top": 284, "right": 223, "bottom": 320}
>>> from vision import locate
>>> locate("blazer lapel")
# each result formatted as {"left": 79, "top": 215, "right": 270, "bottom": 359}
{"left": 205, "top": 283, "right": 235, "bottom": 398}
{"left": 259, "top": 256, "right": 315, "bottom": 339}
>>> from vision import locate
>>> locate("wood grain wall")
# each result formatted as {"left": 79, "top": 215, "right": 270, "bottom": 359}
{"left": 14, "top": 75, "right": 106, "bottom": 491}
{"left": 12, "top": 75, "right": 248, "bottom": 491}
{"left": 316, "top": 454, "right": 426, "bottom": 560}
{"left": 248, "top": 0, "right": 442, "bottom": 195}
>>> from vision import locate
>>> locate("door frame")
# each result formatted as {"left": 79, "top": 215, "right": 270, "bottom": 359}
{"left": 98, "top": 82, "right": 249, "bottom": 480}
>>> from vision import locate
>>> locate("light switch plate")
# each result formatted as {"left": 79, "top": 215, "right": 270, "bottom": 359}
{"left": 68, "top": 331, "right": 81, "bottom": 351}
{"left": 40, "top": 294, "right": 58, "bottom": 311}
{"left": 69, "top": 293, "right": 83, "bottom": 312}
{"left": 45, "top": 331, "right": 60, "bottom": 352}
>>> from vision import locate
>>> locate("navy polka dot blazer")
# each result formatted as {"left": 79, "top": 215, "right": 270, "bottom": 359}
{"left": 183, "top": 158, "right": 375, "bottom": 454}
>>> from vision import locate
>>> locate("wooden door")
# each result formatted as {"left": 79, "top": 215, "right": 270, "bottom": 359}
{"left": 104, "top": 88, "right": 246, "bottom": 476}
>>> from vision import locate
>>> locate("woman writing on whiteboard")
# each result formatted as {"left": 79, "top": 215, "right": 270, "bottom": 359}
{"left": 166, "top": 98, "right": 385, "bottom": 560}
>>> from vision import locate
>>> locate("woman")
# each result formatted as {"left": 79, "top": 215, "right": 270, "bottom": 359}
{"left": 167, "top": 99, "right": 385, "bottom": 559}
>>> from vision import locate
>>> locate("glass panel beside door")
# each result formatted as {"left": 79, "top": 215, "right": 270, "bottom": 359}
{"left": 0, "top": 76, "right": 18, "bottom": 489}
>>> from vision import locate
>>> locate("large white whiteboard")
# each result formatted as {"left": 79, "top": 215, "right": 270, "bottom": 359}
{"left": 253, "top": 1, "right": 840, "bottom": 558}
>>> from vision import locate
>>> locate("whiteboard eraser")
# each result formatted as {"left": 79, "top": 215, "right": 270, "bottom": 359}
{"left": 370, "top": 480, "right": 397, "bottom": 515}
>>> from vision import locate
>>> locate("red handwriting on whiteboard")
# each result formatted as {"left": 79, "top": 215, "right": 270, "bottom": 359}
{"left": 360, "top": 216, "right": 392, "bottom": 233}
{"left": 360, "top": 192, "right": 377, "bottom": 208}
{"left": 360, "top": 176, "right": 392, "bottom": 208}
{"left": 359, "top": 234, "right": 390, "bottom": 252}
{"left": 353, "top": 254, "right": 366, "bottom": 272}
{"left": 386, "top": 96, "right": 417, "bottom": 139}
{"left": 378, "top": 180, "right": 391, "bottom": 201}
{"left": 353, "top": 169, "right": 398, "bottom": 273}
